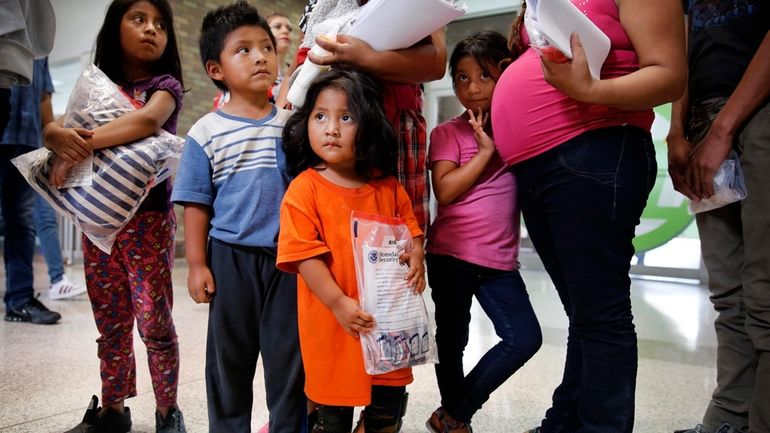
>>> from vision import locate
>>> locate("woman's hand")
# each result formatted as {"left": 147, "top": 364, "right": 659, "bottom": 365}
{"left": 331, "top": 295, "right": 375, "bottom": 337}
{"left": 541, "top": 33, "right": 595, "bottom": 102}
{"left": 43, "top": 123, "right": 93, "bottom": 163}
{"left": 309, "top": 34, "right": 376, "bottom": 70}
{"left": 48, "top": 155, "right": 75, "bottom": 188}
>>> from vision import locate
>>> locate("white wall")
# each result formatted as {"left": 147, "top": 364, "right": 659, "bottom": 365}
{"left": 464, "top": 0, "right": 519, "bottom": 19}
{"left": 49, "top": 0, "right": 112, "bottom": 64}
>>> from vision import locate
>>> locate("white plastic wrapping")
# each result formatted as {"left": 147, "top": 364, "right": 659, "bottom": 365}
{"left": 288, "top": 0, "right": 466, "bottom": 107}
{"left": 351, "top": 211, "right": 437, "bottom": 375}
{"left": 689, "top": 151, "right": 747, "bottom": 214}
{"left": 523, "top": 0, "right": 610, "bottom": 80}
{"left": 12, "top": 64, "right": 184, "bottom": 253}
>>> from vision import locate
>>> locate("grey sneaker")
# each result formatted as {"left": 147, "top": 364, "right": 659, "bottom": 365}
{"left": 675, "top": 424, "right": 737, "bottom": 433}
{"left": 155, "top": 407, "right": 186, "bottom": 433}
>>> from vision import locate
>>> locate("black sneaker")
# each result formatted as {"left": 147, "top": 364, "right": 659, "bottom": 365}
{"left": 155, "top": 407, "right": 186, "bottom": 433}
{"left": 5, "top": 295, "right": 61, "bottom": 324}
{"left": 65, "top": 395, "right": 132, "bottom": 433}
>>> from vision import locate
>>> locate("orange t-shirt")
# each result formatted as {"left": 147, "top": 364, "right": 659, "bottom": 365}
{"left": 277, "top": 169, "right": 423, "bottom": 406}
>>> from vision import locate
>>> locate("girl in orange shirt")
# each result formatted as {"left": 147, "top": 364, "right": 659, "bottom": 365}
{"left": 277, "top": 69, "right": 425, "bottom": 433}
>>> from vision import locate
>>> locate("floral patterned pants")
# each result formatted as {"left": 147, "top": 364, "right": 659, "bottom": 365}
{"left": 82, "top": 210, "right": 179, "bottom": 407}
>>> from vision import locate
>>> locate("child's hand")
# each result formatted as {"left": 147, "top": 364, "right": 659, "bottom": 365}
{"left": 188, "top": 264, "right": 216, "bottom": 304}
{"left": 44, "top": 123, "right": 93, "bottom": 163}
{"left": 331, "top": 295, "right": 375, "bottom": 338}
{"left": 400, "top": 238, "right": 426, "bottom": 294}
{"left": 467, "top": 108, "right": 495, "bottom": 157}
{"left": 48, "top": 155, "right": 75, "bottom": 188}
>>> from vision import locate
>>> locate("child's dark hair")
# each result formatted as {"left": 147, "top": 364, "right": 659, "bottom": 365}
{"left": 283, "top": 69, "right": 397, "bottom": 180}
{"left": 449, "top": 30, "right": 512, "bottom": 84}
{"left": 199, "top": 1, "right": 276, "bottom": 91}
{"left": 94, "top": 0, "right": 183, "bottom": 87}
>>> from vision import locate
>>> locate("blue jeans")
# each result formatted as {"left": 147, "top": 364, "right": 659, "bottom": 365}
{"left": 515, "top": 126, "right": 656, "bottom": 433}
{"left": 427, "top": 253, "right": 542, "bottom": 423}
{"left": 33, "top": 194, "right": 64, "bottom": 284}
{"left": 1, "top": 144, "right": 38, "bottom": 310}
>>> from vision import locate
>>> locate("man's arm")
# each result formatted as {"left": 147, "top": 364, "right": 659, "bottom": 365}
{"left": 689, "top": 31, "right": 770, "bottom": 198}
{"left": 666, "top": 13, "right": 697, "bottom": 200}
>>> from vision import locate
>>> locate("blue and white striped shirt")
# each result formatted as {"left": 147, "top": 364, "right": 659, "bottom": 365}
{"left": 171, "top": 107, "right": 291, "bottom": 247}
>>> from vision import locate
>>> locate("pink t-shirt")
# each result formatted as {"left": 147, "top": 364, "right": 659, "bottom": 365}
{"left": 427, "top": 116, "right": 519, "bottom": 271}
{"left": 491, "top": 0, "right": 655, "bottom": 166}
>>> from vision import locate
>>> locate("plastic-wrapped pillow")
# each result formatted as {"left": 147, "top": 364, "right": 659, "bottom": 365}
{"left": 12, "top": 64, "right": 184, "bottom": 253}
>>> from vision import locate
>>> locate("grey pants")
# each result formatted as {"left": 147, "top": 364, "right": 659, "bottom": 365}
{"left": 205, "top": 239, "right": 306, "bottom": 433}
{"left": 692, "top": 99, "right": 770, "bottom": 433}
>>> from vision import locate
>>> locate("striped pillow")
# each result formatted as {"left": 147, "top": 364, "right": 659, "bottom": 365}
{"left": 12, "top": 64, "right": 183, "bottom": 253}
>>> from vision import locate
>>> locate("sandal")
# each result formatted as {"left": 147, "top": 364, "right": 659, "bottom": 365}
{"left": 425, "top": 407, "right": 472, "bottom": 433}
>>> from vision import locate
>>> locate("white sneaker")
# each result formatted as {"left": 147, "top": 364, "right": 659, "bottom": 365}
{"left": 49, "top": 275, "right": 87, "bottom": 300}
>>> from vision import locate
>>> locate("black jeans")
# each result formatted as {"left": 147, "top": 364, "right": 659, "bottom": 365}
{"left": 515, "top": 126, "right": 656, "bottom": 433}
{"left": 205, "top": 240, "right": 306, "bottom": 433}
{"left": 428, "top": 253, "right": 541, "bottom": 423}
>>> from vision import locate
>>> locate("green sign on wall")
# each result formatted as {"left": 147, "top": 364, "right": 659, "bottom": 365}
{"left": 633, "top": 104, "right": 694, "bottom": 253}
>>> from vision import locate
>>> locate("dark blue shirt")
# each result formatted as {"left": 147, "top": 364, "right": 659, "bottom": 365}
{"left": 1, "top": 57, "right": 54, "bottom": 147}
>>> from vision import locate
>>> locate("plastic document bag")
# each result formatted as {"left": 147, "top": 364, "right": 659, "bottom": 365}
{"left": 351, "top": 211, "right": 437, "bottom": 375}
{"left": 689, "top": 151, "right": 747, "bottom": 214}
{"left": 12, "top": 64, "right": 184, "bottom": 253}
{"left": 525, "top": 0, "right": 610, "bottom": 80}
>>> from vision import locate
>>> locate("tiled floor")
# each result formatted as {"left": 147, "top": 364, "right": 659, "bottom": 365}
{"left": 0, "top": 256, "right": 717, "bottom": 433}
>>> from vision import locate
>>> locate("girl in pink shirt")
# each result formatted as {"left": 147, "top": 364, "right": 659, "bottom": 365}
{"left": 426, "top": 31, "right": 541, "bottom": 433}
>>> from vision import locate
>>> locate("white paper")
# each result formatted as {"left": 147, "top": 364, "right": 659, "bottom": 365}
{"left": 361, "top": 244, "right": 424, "bottom": 329}
{"left": 530, "top": 0, "right": 610, "bottom": 80}
{"left": 360, "top": 244, "right": 431, "bottom": 359}
{"left": 346, "top": 0, "right": 466, "bottom": 52}
{"left": 59, "top": 155, "right": 94, "bottom": 188}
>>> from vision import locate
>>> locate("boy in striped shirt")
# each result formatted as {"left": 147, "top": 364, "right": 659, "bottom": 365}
{"left": 171, "top": 3, "right": 305, "bottom": 432}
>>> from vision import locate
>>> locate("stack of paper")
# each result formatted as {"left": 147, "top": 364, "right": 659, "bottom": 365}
{"left": 528, "top": 0, "right": 610, "bottom": 80}
{"left": 346, "top": 0, "right": 466, "bottom": 51}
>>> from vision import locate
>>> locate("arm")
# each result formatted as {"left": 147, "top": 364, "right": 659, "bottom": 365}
{"left": 666, "top": 13, "right": 697, "bottom": 200}
{"left": 40, "top": 92, "right": 54, "bottom": 128}
{"left": 296, "top": 257, "right": 375, "bottom": 337}
{"left": 43, "top": 89, "right": 175, "bottom": 156}
{"left": 399, "top": 236, "right": 426, "bottom": 294}
{"left": 308, "top": 29, "right": 447, "bottom": 84}
{"left": 183, "top": 203, "right": 216, "bottom": 304}
{"left": 432, "top": 110, "right": 495, "bottom": 205}
{"left": 666, "top": 80, "right": 697, "bottom": 200}
{"left": 689, "top": 30, "right": 770, "bottom": 198}
{"left": 542, "top": 0, "right": 686, "bottom": 110}
{"left": 43, "top": 117, "right": 93, "bottom": 162}
{"left": 86, "top": 89, "right": 177, "bottom": 150}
